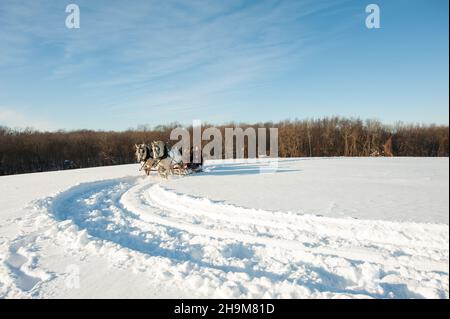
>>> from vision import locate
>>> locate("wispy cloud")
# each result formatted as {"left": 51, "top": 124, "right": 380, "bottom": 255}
{"left": 72, "top": 0, "right": 337, "bottom": 112}
{"left": 0, "top": 0, "right": 363, "bottom": 129}
{"left": 1, "top": 1, "right": 333, "bottom": 85}
{"left": 0, "top": 107, "right": 57, "bottom": 131}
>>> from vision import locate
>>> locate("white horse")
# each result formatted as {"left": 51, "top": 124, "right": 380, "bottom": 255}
{"left": 134, "top": 143, "right": 156, "bottom": 176}
{"left": 150, "top": 141, "right": 186, "bottom": 178}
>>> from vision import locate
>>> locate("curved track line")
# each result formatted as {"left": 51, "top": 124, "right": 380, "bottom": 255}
{"left": 120, "top": 181, "right": 449, "bottom": 273}
{"left": 30, "top": 176, "right": 449, "bottom": 298}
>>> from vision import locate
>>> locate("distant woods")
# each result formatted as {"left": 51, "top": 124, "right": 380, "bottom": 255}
{"left": 0, "top": 117, "right": 448, "bottom": 176}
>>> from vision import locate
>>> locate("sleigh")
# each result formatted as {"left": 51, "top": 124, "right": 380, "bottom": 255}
{"left": 135, "top": 141, "right": 202, "bottom": 178}
{"left": 139, "top": 159, "right": 202, "bottom": 177}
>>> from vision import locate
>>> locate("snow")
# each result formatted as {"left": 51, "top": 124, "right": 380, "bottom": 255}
{"left": 0, "top": 158, "right": 448, "bottom": 299}
{"left": 168, "top": 157, "right": 449, "bottom": 224}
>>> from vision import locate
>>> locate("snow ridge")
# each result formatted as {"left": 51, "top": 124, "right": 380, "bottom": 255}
{"left": 2, "top": 175, "right": 447, "bottom": 298}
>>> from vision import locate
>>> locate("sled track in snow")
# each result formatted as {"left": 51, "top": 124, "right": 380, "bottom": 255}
{"left": 18, "top": 176, "right": 449, "bottom": 298}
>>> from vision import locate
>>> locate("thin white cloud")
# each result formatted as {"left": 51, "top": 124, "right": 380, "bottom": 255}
{"left": 0, "top": 0, "right": 350, "bottom": 129}
{"left": 0, "top": 107, "right": 57, "bottom": 131}
{"left": 75, "top": 0, "right": 331, "bottom": 111}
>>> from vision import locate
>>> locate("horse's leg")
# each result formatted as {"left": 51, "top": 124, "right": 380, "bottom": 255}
{"left": 166, "top": 163, "right": 171, "bottom": 178}
{"left": 163, "top": 165, "right": 169, "bottom": 179}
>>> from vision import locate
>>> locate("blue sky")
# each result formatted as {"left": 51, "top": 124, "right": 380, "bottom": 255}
{"left": 0, "top": 0, "right": 448, "bottom": 131}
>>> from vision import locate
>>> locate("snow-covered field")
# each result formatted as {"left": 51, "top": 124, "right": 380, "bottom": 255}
{"left": 0, "top": 158, "right": 448, "bottom": 299}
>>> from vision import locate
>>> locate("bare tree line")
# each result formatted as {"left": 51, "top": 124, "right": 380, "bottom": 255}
{"left": 0, "top": 117, "right": 448, "bottom": 176}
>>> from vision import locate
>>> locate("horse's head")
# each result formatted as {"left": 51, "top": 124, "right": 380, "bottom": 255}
{"left": 135, "top": 143, "right": 149, "bottom": 163}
